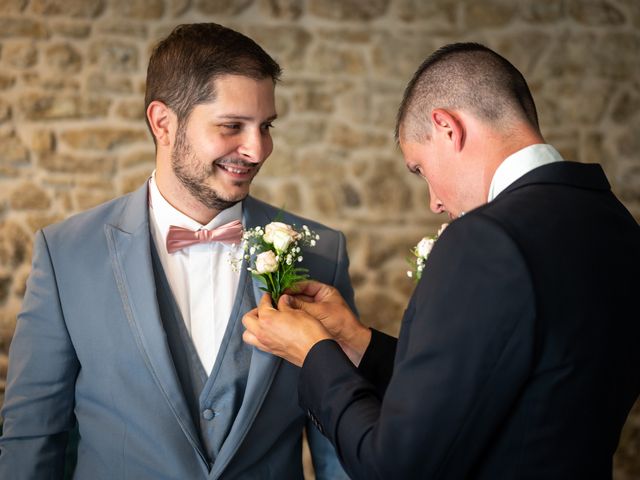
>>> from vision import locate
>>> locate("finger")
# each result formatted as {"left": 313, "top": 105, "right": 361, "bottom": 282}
{"left": 258, "top": 293, "right": 275, "bottom": 311}
{"left": 242, "top": 329, "right": 265, "bottom": 350}
{"left": 242, "top": 310, "right": 258, "bottom": 330}
{"left": 287, "top": 280, "right": 324, "bottom": 298}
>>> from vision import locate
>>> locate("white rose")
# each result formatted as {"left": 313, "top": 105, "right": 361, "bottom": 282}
{"left": 416, "top": 237, "right": 435, "bottom": 258}
{"left": 255, "top": 250, "right": 279, "bottom": 274}
{"left": 263, "top": 222, "right": 300, "bottom": 252}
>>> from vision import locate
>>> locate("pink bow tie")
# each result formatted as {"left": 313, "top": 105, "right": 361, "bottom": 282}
{"left": 165, "top": 220, "right": 244, "bottom": 254}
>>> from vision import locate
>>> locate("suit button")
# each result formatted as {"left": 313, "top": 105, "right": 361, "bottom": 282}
{"left": 202, "top": 409, "right": 215, "bottom": 420}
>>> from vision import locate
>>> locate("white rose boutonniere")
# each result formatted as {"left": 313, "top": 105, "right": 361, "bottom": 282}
{"left": 407, "top": 223, "right": 448, "bottom": 282}
{"left": 241, "top": 221, "right": 320, "bottom": 304}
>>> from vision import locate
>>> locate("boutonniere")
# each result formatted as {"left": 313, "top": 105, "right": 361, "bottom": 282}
{"left": 407, "top": 223, "right": 448, "bottom": 282}
{"left": 241, "top": 221, "right": 320, "bottom": 304}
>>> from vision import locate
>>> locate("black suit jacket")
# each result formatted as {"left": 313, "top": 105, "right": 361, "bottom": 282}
{"left": 299, "top": 162, "right": 640, "bottom": 479}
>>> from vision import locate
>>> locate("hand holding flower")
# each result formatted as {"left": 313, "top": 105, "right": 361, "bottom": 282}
{"left": 282, "top": 281, "right": 371, "bottom": 366}
{"left": 242, "top": 293, "right": 332, "bottom": 367}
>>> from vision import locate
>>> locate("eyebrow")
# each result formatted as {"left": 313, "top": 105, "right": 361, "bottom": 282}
{"left": 217, "top": 114, "right": 278, "bottom": 122}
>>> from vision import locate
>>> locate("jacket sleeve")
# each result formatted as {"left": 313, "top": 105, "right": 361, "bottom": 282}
{"left": 307, "top": 229, "right": 354, "bottom": 479}
{"left": 298, "top": 215, "right": 537, "bottom": 480}
{"left": 0, "top": 230, "right": 80, "bottom": 479}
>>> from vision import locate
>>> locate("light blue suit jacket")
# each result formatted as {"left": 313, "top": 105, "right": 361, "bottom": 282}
{"left": 0, "top": 182, "right": 355, "bottom": 479}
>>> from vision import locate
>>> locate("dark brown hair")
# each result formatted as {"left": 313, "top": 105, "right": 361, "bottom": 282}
{"left": 396, "top": 42, "right": 539, "bottom": 143}
{"left": 145, "top": 23, "right": 282, "bottom": 134}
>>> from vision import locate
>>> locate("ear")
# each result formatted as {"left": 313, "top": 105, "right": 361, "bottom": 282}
{"left": 431, "top": 109, "right": 465, "bottom": 152}
{"left": 146, "top": 100, "right": 175, "bottom": 147}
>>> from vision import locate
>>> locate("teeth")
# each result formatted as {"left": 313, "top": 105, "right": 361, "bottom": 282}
{"left": 221, "top": 165, "right": 248, "bottom": 174}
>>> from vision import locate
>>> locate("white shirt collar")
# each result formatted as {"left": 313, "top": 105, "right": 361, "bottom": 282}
{"left": 148, "top": 171, "right": 243, "bottom": 242}
{"left": 488, "top": 144, "right": 564, "bottom": 202}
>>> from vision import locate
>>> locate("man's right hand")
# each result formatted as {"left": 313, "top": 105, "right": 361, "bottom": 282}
{"left": 283, "top": 281, "right": 372, "bottom": 366}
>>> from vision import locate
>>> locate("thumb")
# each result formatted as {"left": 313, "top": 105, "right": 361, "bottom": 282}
{"left": 259, "top": 293, "right": 274, "bottom": 310}
{"left": 281, "top": 294, "right": 319, "bottom": 317}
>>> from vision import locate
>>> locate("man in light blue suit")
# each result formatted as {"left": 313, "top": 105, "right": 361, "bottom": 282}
{"left": 0, "top": 23, "right": 353, "bottom": 479}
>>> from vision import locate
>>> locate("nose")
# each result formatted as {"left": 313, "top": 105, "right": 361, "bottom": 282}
{"left": 428, "top": 183, "right": 445, "bottom": 214}
{"left": 238, "top": 129, "right": 272, "bottom": 163}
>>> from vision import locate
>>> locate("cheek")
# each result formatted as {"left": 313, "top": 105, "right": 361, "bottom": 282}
{"left": 264, "top": 135, "right": 274, "bottom": 157}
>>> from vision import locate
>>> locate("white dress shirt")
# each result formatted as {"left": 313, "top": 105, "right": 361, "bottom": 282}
{"left": 488, "top": 144, "right": 564, "bottom": 202}
{"left": 148, "top": 172, "right": 242, "bottom": 375}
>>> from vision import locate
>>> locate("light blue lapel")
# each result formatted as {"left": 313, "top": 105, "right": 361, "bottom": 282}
{"left": 210, "top": 196, "right": 283, "bottom": 479}
{"left": 104, "top": 182, "right": 208, "bottom": 467}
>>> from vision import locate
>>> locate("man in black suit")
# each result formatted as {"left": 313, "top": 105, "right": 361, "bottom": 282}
{"left": 243, "top": 43, "right": 640, "bottom": 479}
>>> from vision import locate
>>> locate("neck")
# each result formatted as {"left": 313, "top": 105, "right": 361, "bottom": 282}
{"left": 479, "top": 125, "right": 545, "bottom": 200}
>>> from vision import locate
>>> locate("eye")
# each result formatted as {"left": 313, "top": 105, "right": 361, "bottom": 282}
{"left": 222, "top": 124, "right": 242, "bottom": 132}
{"left": 261, "top": 121, "right": 274, "bottom": 133}
{"left": 410, "top": 165, "right": 424, "bottom": 178}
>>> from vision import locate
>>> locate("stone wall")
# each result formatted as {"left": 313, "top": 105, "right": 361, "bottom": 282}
{"left": 0, "top": 0, "right": 638, "bottom": 478}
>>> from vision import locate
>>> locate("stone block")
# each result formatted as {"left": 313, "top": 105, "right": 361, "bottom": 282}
{"left": 169, "top": 0, "right": 191, "bottom": 17}
{"left": 0, "top": 273, "right": 11, "bottom": 304}
{"left": 363, "top": 163, "right": 413, "bottom": 213}
{"left": 307, "top": 43, "right": 367, "bottom": 75}
{"left": 611, "top": 90, "right": 640, "bottom": 124}
{"left": 247, "top": 25, "right": 311, "bottom": 69}
{"left": 309, "top": 0, "right": 389, "bottom": 21}
{"left": 120, "top": 150, "right": 154, "bottom": 169}
{"left": 354, "top": 289, "right": 403, "bottom": 335}
{"left": 0, "top": 98, "right": 11, "bottom": 123}
{"left": 10, "top": 182, "right": 51, "bottom": 210}
{"left": 464, "top": 0, "right": 517, "bottom": 28}
{"left": 327, "top": 122, "right": 389, "bottom": 150}
{"left": 195, "top": 0, "right": 253, "bottom": 15}
{"left": 0, "top": 220, "right": 31, "bottom": 267}
{"left": 74, "top": 189, "right": 115, "bottom": 210}
{"left": 26, "top": 213, "right": 63, "bottom": 232}
{"left": 115, "top": 99, "right": 145, "bottom": 120}
{"left": 3, "top": 41, "right": 37, "bottom": 68}
{"left": 29, "top": 0, "right": 104, "bottom": 18}
{"left": 0, "top": 17, "right": 48, "bottom": 38}
{"left": 119, "top": 170, "right": 150, "bottom": 194}
{"left": 109, "top": 0, "right": 164, "bottom": 19}
{"left": 21, "top": 73, "right": 80, "bottom": 90}
{"left": 50, "top": 21, "right": 91, "bottom": 38}
{"left": 19, "top": 93, "right": 111, "bottom": 120}
{"left": 0, "top": 130, "right": 29, "bottom": 164}
{"left": 45, "top": 43, "right": 82, "bottom": 73}
{"left": 393, "top": 0, "right": 456, "bottom": 27}
{"left": 89, "top": 39, "right": 139, "bottom": 73}
{"left": 87, "top": 73, "right": 134, "bottom": 94}
{"left": 39, "top": 153, "right": 115, "bottom": 174}
{"left": 372, "top": 31, "right": 438, "bottom": 79}
{"left": 60, "top": 127, "right": 148, "bottom": 151}
{"left": 260, "top": 0, "right": 302, "bottom": 20}
{"left": 29, "top": 130, "right": 54, "bottom": 154}
{"left": 97, "top": 21, "right": 148, "bottom": 38}
{"left": 316, "top": 28, "right": 372, "bottom": 44}
{"left": 0, "top": 0, "right": 28, "bottom": 14}
{"left": 273, "top": 118, "right": 326, "bottom": 146}
{"left": 0, "top": 73, "right": 15, "bottom": 89}
{"left": 519, "top": 0, "right": 566, "bottom": 23}
{"left": 568, "top": 0, "right": 625, "bottom": 26}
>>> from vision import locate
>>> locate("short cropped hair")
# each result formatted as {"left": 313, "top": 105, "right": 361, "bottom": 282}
{"left": 395, "top": 42, "right": 539, "bottom": 143}
{"left": 145, "top": 23, "right": 282, "bottom": 134}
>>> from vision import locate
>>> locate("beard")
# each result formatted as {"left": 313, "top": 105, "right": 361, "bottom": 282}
{"left": 170, "top": 124, "right": 252, "bottom": 212}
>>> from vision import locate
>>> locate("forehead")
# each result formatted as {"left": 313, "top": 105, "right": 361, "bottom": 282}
{"left": 210, "top": 74, "right": 275, "bottom": 105}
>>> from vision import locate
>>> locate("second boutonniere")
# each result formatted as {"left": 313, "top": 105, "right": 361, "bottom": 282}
{"left": 407, "top": 223, "right": 448, "bottom": 282}
{"left": 242, "top": 221, "right": 320, "bottom": 305}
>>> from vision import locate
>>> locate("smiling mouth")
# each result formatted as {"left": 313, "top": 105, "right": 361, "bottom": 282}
{"left": 218, "top": 164, "right": 252, "bottom": 174}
